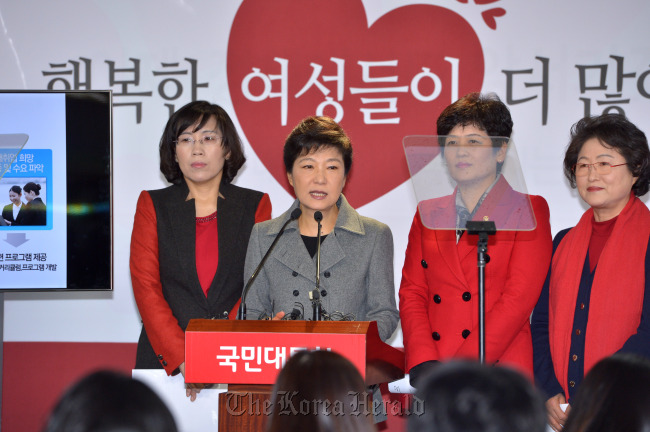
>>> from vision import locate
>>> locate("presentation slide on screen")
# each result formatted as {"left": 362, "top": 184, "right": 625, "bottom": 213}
{"left": 0, "top": 93, "right": 67, "bottom": 289}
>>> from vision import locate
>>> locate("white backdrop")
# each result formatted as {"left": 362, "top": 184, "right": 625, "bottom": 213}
{"left": 1, "top": 0, "right": 649, "bottom": 348}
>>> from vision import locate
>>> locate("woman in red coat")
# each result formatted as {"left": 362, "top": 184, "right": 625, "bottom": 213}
{"left": 399, "top": 93, "right": 552, "bottom": 386}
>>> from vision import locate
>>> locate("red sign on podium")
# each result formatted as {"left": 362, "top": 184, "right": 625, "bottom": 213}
{"left": 185, "top": 320, "right": 404, "bottom": 385}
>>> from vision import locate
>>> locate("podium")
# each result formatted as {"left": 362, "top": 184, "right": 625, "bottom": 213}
{"left": 185, "top": 319, "right": 405, "bottom": 431}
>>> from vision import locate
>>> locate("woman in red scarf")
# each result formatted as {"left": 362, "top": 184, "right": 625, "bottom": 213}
{"left": 531, "top": 114, "right": 650, "bottom": 431}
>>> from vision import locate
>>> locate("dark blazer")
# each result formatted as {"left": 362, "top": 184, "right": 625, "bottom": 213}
{"left": 2, "top": 203, "right": 26, "bottom": 226}
{"left": 131, "top": 181, "right": 267, "bottom": 373}
{"left": 22, "top": 197, "right": 46, "bottom": 225}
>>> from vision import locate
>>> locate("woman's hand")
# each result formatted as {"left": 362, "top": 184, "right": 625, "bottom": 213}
{"left": 546, "top": 393, "right": 570, "bottom": 431}
{"left": 179, "top": 362, "right": 204, "bottom": 402}
{"left": 271, "top": 311, "right": 285, "bottom": 320}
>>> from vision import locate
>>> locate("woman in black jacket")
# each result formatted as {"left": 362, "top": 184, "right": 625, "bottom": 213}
{"left": 2, "top": 185, "right": 26, "bottom": 226}
{"left": 22, "top": 182, "right": 46, "bottom": 225}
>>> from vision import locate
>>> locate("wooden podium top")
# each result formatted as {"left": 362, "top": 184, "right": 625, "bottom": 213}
{"left": 187, "top": 319, "right": 375, "bottom": 334}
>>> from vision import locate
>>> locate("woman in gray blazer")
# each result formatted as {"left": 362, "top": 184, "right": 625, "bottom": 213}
{"left": 244, "top": 116, "right": 399, "bottom": 341}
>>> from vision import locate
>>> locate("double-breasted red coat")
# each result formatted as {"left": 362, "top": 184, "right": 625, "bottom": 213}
{"left": 399, "top": 178, "right": 552, "bottom": 378}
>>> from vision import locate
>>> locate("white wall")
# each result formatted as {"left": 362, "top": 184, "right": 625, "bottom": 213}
{"left": 1, "top": 0, "right": 649, "bottom": 348}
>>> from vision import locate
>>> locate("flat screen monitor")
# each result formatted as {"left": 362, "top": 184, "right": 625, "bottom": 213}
{"left": 0, "top": 90, "right": 112, "bottom": 291}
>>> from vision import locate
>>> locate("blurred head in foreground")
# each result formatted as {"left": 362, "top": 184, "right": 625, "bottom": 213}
{"left": 42, "top": 370, "right": 177, "bottom": 432}
{"left": 409, "top": 360, "right": 546, "bottom": 432}
{"left": 267, "top": 350, "right": 375, "bottom": 432}
{"left": 563, "top": 354, "right": 650, "bottom": 432}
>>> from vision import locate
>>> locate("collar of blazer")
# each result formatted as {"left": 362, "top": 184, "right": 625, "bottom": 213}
{"left": 168, "top": 178, "right": 235, "bottom": 203}
{"left": 167, "top": 179, "right": 243, "bottom": 233}
{"left": 265, "top": 194, "right": 366, "bottom": 237}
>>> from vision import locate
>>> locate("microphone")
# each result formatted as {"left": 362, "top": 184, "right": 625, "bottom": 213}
{"left": 312, "top": 211, "right": 323, "bottom": 321}
{"left": 238, "top": 207, "right": 302, "bottom": 320}
{"left": 284, "top": 303, "right": 304, "bottom": 320}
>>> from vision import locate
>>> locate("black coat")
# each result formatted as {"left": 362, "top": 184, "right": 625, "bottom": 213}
{"left": 2, "top": 203, "right": 26, "bottom": 226}
{"left": 132, "top": 181, "right": 266, "bottom": 371}
{"left": 22, "top": 197, "right": 46, "bottom": 225}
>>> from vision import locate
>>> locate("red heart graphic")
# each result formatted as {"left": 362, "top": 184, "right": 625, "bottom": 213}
{"left": 228, "top": 0, "right": 484, "bottom": 208}
{"left": 481, "top": 7, "right": 506, "bottom": 30}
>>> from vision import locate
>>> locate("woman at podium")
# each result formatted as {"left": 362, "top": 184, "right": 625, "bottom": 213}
{"left": 532, "top": 114, "right": 650, "bottom": 431}
{"left": 243, "top": 116, "right": 399, "bottom": 342}
{"left": 129, "top": 101, "right": 271, "bottom": 397}
{"left": 399, "top": 93, "right": 552, "bottom": 386}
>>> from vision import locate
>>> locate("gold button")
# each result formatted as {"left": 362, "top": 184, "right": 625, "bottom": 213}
{"left": 483, "top": 215, "right": 489, "bottom": 221}
{"left": 569, "top": 381, "right": 575, "bottom": 387}
{"left": 572, "top": 354, "right": 578, "bottom": 361}
{"left": 575, "top": 329, "right": 581, "bottom": 335}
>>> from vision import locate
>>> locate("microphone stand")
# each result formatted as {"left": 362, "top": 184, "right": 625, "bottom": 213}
{"left": 237, "top": 208, "right": 302, "bottom": 320}
{"left": 311, "top": 211, "right": 323, "bottom": 321}
{"left": 466, "top": 220, "right": 496, "bottom": 364}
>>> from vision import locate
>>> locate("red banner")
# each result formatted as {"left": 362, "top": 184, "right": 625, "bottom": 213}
{"left": 185, "top": 328, "right": 367, "bottom": 384}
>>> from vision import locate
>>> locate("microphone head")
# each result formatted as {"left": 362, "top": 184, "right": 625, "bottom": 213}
{"left": 314, "top": 211, "right": 323, "bottom": 222}
{"left": 290, "top": 208, "right": 302, "bottom": 220}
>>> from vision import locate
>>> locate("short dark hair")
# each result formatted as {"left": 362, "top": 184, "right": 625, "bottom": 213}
{"left": 42, "top": 370, "right": 178, "bottom": 432}
{"left": 159, "top": 100, "right": 246, "bottom": 184}
{"left": 437, "top": 92, "right": 513, "bottom": 139}
{"left": 9, "top": 185, "right": 21, "bottom": 195}
{"left": 409, "top": 361, "right": 546, "bottom": 432}
{"left": 283, "top": 116, "right": 353, "bottom": 175}
{"left": 23, "top": 182, "right": 41, "bottom": 195}
{"left": 267, "top": 350, "right": 375, "bottom": 432}
{"left": 437, "top": 93, "right": 512, "bottom": 174}
{"left": 564, "top": 114, "right": 650, "bottom": 196}
{"left": 563, "top": 354, "right": 650, "bottom": 432}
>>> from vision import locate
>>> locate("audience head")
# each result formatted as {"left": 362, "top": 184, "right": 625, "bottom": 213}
{"left": 563, "top": 354, "right": 650, "bottom": 432}
{"left": 159, "top": 100, "right": 245, "bottom": 185}
{"left": 42, "top": 370, "right": 178, "bottom": 432}
{"left": 409, "top": 361, "right": 546, "bottom": 432}
{"left": 267, "top": 350, "right": 375, "bottom": 432}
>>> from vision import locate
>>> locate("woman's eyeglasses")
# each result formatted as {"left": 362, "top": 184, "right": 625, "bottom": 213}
{"left": 572, "top": 161, "right": 627, "bottom": 176}
{"left": 174, "top": 134, "right": 222, "bottom": 145}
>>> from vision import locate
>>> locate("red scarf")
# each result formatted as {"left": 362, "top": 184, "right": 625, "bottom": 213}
{"left": 549, "top": 194, "right": 650, "bottom": 399}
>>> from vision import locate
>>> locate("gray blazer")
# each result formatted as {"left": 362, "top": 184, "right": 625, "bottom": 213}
{"left": 244, "top": 195, "right": 399, "bottom": 341}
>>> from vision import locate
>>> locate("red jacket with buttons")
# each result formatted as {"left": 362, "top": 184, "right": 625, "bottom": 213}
{"left": 399, "top": 181, "right": 552, "bottom": 379}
